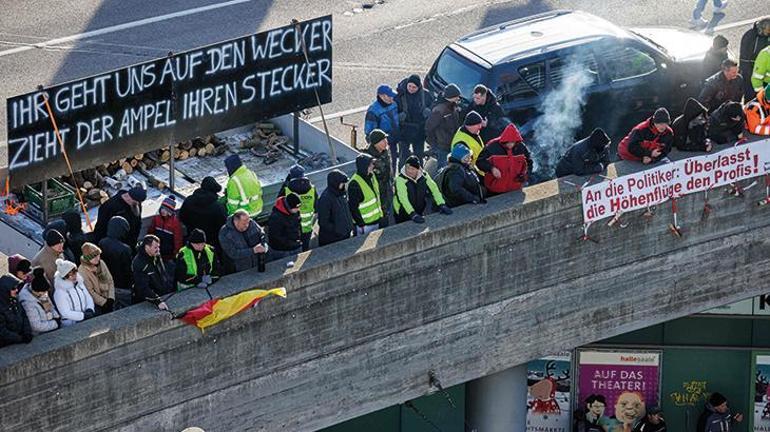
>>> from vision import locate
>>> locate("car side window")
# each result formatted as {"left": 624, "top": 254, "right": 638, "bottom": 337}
{"left": 602, "top": 45, "right": 657, "bottom": 81}
{"left": 548, "top": 54, "right": 600, "bottom": 88}
{"left": 495, "top": 62, "right": 543, "bottom": 104}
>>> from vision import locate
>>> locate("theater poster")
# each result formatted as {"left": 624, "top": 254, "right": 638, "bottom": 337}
{"left": 577, "top": 350, "right": 661, "bottom": 432}
{"left": 526, "top": 353, "right": 571, "bottom": 432}
{"left": 752, "top": 353, "right": 770, "bottom": 432}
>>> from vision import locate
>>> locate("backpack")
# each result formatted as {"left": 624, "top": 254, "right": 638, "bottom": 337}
{"left": 435, "top": 164, "right": 459, "bottom": 196}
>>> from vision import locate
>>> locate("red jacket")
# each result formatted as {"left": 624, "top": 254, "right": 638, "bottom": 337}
{"left": 617, "top": 118, "right": 674, "bottom": 162}
{"left": 477, "top": 124, "right": 532, "bottom": 194}
{"left": 148, "top": 214, "right": 184, "bottom": 261}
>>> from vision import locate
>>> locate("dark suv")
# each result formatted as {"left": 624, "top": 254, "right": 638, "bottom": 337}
{"left": 425, "top": 10, "right": 715, "bottom": 151}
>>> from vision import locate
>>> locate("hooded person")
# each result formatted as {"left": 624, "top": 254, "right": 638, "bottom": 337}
{"left": 179, "top": 176, "right": 228, "bottom": 251}
{"left": 97, "top": 216, "right": 134, "bottom": 303}
{"left": 8, "top": 254, "right": 32, "bottom": 283}
{"left": 426, "top": 83, "right": 462, "bottom": 170}
{"left": 477, "top": 124, "right": 532, "bottom": 195}
{"left": 317, "top": 170, "right": 354, "bottom": 247}
{"left": 53, "top": 259, "right": 94, "bottom": 326}
{"left": 697, "top": 392, "right": 743, "bottom": 432}
{"left": 365, "top": 129, "right": 394, "bottom": 226}
{"left": 745, "top": 83, "right": 770, "bottom": 136}
{"left": 31, "top": 229, "right": 66, "bottom": 284}
{"left": 224, "top": 154, "right": 263, "bottom": 217}
{"left": 19, "top": 267, "right": 60, "bottom": 335}
{"left": 266, "top": 193, "right": 303, "bottom": 262}
{"left": 617, "top": 108, "right": 674, "bottom": 164}
{"left": 461, "top": 84, "right": 508, "bottom": 143}
{"left": 0, "top": 274, "right": 32, "bottom": 346}
{"left": 451, "top": 111, "right": 486, "bottom": 174}
{"left": 148, "top": 195, "right": 184, "bottom": 262}
{"left": 277, "top": 164, "right": 318, "bottom": 251}
{"left": 393, "top": 155, "right": 451, "bottom": 224}
{"left": 78, "top": 242, "right": 115, "bottom": 314}
{"left": 555, "top": 128, "right": 611, "bottom": 178}
{"left": 397, "top": 74, "right": 434, "bottom": 161}
{"left": 348, "top": 154, "right": 385, "bottom": 234}
{"left": 365, "top": 84, "right": 402, "bottom": 171}
{"left": 175, "top": 229, "right": 219, "bottom": 291}
{"left": 709, "top": 101, "right": 746, "bottom": 143}
{"left": 92, "top": 187, "right": 146, "bottom": 248}
{"left": 438, "top": 144, "right": 485, "bottom": 208}
{"left": 672, "top": 98, "right": 712, "bottom": 152}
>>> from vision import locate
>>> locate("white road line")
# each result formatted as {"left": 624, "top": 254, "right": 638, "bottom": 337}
{"left": 714, "top": 14, "right": 770, "bottom": 31}
{"left": 308, "top": 105, "right": 369, "bottom": 123}
{"left": 0, "top": 0, "right": 253, "bottom": 58}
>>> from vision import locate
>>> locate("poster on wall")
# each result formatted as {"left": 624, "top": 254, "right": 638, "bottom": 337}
{"left": 752, "top": 354, "right": 770, "bottom": 432}
{"left": 577, "top": 350, "right": 661, "bottom": 432}
{"left": 527, "top": 353, "right": 571, "bottom": 432}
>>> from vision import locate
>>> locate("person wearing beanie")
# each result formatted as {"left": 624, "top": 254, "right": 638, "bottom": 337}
{"left": 132, "top": 235, "right": 173, "bottom": 310}
{"left": 696, "top": 391, "right": 743, "bottom": 432}
{"left": 745, "top": 82, "right": 770, "bottom": 135}
{"left": 699, "top": 58, "right": 742, "bottom": 112}
{"left": 317, "top": 170, "right": 354, "bottom": 247}
{"left": 477, "top": 123, "right": 533, "bottom": 194}
{"left": 709, "top": 101, "right": 746, "bottom": 144}
{"left": 617, "top": 107, "right": 674, "bottom": 164}
{"left": 19, "top": 267, "right": 60, "bottom": 335}
{"left": 53, "top": 258, "right": 94, "bottom": 326}
{"left": 348, "top": 154, "right": 385, "bottom": 234}
{"left": 396, "top": 73, "right": 434, "bottom": 162}
{"left": 31, "top": 229, "right": 66, "bottom": 285}
{"left": 365, "top": 84, "right": 402, "bottom": 171}
{"left": 277, "top": 164, "right": 318, "bottom": 251}
{"left": 224, "top": 153, "right": 263, "bottom": 217}
{"left": 365, "top": 128, "right": 394, "bottom": 228}
{"left": 0, "top": 274, "right": 33, "bottom": 347}
{"left": 42, "top": 210, "right": 85, "bottom": 264}
{"left": 148, "top": 195, "right": 184, "bottom": 262}
{"left": 438, "top": 144, "right": 485, "bottom": 208}
{"left": 393, "top": 155, "right": 451, "bottom": 224}
{"left": 78, "top": 242, "right": 115, "bottom": 314}
{"left": 451, "top": 110, "right": 486, "bottom": 174}
{"left": 426, "top": 83, "right": 462, "bottom": 170}
{"left": 266, "top": 193, "right": 303, "bottom": 261}
{"left": 175, "top": 229, "right": 220, "bottom": 291}
{"left": 179, "top": 176, "right": 228, "bottom": 252}
{"left": 8, "top": 254, "right": 32, "bottom": 283}
{"left": 92, "top": 188, "right": 145, "bottom": 248}
{"left": 555, "top": 128, "right": 611, "bottom": 178}
{"left": 702, "top": 35, "right": 730, "bottom": 80}
{"left": 672, "top": 98, "right": 713, "bottom": 152}
{"left": 461, "top": 84, "right": 507, "bottom": 143}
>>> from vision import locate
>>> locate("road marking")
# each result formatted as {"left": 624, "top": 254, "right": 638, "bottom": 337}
{"left": 714, "top": 15, "right": 770, "bottom": 31}
{"left": 0, "top": 0, "right": 253, "bottom": 58}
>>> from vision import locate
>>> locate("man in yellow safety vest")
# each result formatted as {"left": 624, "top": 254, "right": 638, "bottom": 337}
{"left": 174, "top": 229, "right": 219, "bottom": 291}
{"left": 278, "top": 164, "right": 317, "bottom": 251}
{"left": 451, "top": 111, "right": 485, "bottom": 174}
{"left": 224, "top": 154, "right": 263, "bottom": 218}
{"left": 347, "top": 154, "right": 384, "bottom": 235}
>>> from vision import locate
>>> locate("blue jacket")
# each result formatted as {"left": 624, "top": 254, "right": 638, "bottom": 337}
{"left": 365, "top": 98, "right": 400, "bottom": 143}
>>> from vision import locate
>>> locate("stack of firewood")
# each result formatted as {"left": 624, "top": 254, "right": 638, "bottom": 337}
{"left": 240, "top": 123, "right": 290, "bottom": 165}
{"left": 159, "top": 135, "right": 228, "bottom": 162}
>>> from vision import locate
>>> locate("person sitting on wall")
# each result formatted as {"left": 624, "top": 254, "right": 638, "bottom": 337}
{"left": 218, "top": 209, "right": 268, "bottom": 274}
{"left": 53, "top": 259, "right": 95, "bottom": 326}
{"left": 175, "top": 229, "right": 219, "bottom": 291}
{"left": 78, "top": 243, "right": 116, "bottom": 315}
{"left": 18, "top": 268, "right": 60, "bottom": 335}
{"left": 0, "top": 274, "right": 33, "bottom": 347}
{"left": 131, "top": 235, "right": 172, "bottom": 311}
{"left": 672, "top": 98, "right": 713, "bottom": 152}
{"left": 393, "top": 155, "right": 452, "bottom": 224}
{"left": 476, "top": 123, "right": 532, "bottom": 195}
{"left": 438, "top": 144, "right": 485, "bottom": 208}
{"left": 555, "top": 128, "right": 611, "bottom": 178}
{"left": 617, "top": 108, "right": 674, "bottom": 164}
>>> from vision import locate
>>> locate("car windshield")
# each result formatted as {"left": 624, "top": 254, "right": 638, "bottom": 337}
{"left": 433, "top": 48, "right": 487, "bottom": 99}
{"left": 627, "top": 29, "right": 669, "bottom": 55}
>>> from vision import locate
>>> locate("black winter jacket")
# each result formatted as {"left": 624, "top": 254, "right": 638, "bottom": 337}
{"left": 179, "top": 187, "right": 228, "bottom": 251}
{"left": 267, "top": 197, "right": 302, "bottom": 252}
{"left": 709, "top": 101, "right": 746, "bottom": 144}
{"left": 672, "top": 98, "right": 710, "bottom": 151}
{"left": 740, "top": 22, "right": 770, "bottom": 75}
{"left": 698, "top": 71, "right": 743, "bottom": 112}
{"left": 0, "top": 275, "right": 31, "bottom": 347}
{"left": 440, "top": 158, "right": 484, "bottom": 207}
{"left": 425, "top": 100, "right": 461, "bottom": 152}
{"left": 98, "top": 216, "right": 134, "bottom": 290}
{"left": 460, "top": 91, "right": 508, "bottom": 143}
{"left": 317, "top": 171, "right": 354, "bottom": 246}
{"left": 397, "top": 77, "right": 434, "bottom": 144}
{"left": 131, "top": 248, "right": 172, "bottom": 305}
{"left": 93, "top": 190, "right": 142, "bottom": 248}
{"left": 555, "top": 136, "right": 610, "bottom": 177}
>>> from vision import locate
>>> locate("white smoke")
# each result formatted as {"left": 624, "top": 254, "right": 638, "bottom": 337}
{"left": 530, "top": 57, "right": 594, "bottom": 178}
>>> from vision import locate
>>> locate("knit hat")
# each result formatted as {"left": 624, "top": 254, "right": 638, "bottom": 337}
{"left": 652, "top": 107, "right": 671, "bottom": 124}
{"left": 464, "top": 111, "right": 483, "bottom": 127}
{"left": 201, "top": 176, "right": 222, "bottom": 193}
{"left": 286, "top": 193, "right": 301, "bottom": 209}
{"left": 405, "top": 155, "right": 422, "bottom": 169}
{"left": 160, "top": 195, "right": 177, "bottom": 214}
{"left": 377, "top": 84, "right": 397, "bottom": 98}
{"left": 367, "top": 129, "right": 388, "bottom": 145}
{"left": 289, "top": 164, "right": 306, "bottom": 180}
{"left": 443, "top": 84, "right": 461, "bottom": 99}
{"left": 45, "top": 229, "right": 65, "bottom": 247}
{"left": 712, "top": 34, "right": 729, "bottom": 48}
{"left": 31, "top": 268, "right": 50, "bottom": 293}
{"left": 128, "top": 187, "right": 147, "bottom": 202}
{"left": 55, "top": 259, "right": 77, "bottom": 279}
{"left": 588, "top": 128, "right": 611, "bottom": 150}
{"left": 708, "top": 392, "right": 727, "bottom": 407}
{"left": 723, "top": 101, "right": 744, "bottom": 119}
{"left": 189, "top": 228, "right": 206, "bottom": 244}
{"left": 407, "top": 74, "right": 421, "bottom": 87}
{"left": 81, "top": 242, "right": 102, "bottom": 262}
{"left": 224, "top": 154, "right": 243, "bottom": 176}
{"left": 451, "top": 144, "right": 472, "bottom": 162}
{"left": 8, "top": 254, "right": 30, "bottom": 276}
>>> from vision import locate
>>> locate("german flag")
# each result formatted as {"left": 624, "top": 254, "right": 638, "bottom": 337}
{"left": 179, "top": 288, "right": 286, "bottom": 331}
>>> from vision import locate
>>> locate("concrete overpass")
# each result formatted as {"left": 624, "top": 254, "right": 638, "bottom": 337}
{"left": 1, "top": 160, "right": 768, "bottom": 432}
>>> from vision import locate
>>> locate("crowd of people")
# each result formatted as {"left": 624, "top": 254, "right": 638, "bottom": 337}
{"left": 1, "top": 21, "right": 770, "bottom": 349}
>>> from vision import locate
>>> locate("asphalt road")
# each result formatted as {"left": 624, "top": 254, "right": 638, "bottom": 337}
{"left": 0, "top": 0, "right": 766, "bottom": 171}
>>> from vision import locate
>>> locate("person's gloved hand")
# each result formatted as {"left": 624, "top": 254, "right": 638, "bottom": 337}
{"left": 438, "top": 205, "right": 453, "bottom": 215}
{"left": 83, "top": 309, "right": 95, "bottom": 320}
{"left": 202, "top": 275, "right": 213, "bottom": 285}
{"left": 22, "top": 334, "right": 33, "bottom": 343}
{"left": 411, "top": 214, "right": 425, "bottom": 224}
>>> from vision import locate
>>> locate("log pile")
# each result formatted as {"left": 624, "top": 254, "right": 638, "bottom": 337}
{"left": 241, "top": 123, "right": 291, "bottom": 165}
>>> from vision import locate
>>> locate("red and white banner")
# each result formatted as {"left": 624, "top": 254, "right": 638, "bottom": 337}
{"left": 582, "top": 139, "right": 770, "bottom": 223}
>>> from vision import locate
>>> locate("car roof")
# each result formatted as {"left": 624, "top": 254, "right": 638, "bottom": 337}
{"left": 454, "top": 10, "right": 630, "bottom": 66}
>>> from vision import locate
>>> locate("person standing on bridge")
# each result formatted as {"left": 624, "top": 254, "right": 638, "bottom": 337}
{"left": 689, "top": 0, "right": 727, "bottom": 34}
{"left": 461, "top": 84, "right": 508, "bottom": 143}
{"left": 365, "top": 129, "right": 394, "bottom": 226}
{"left": 752, "top": 46, "right": 770, "bottom": 95}
{"left": 701, "top": 35, "right": 729, "bottom": 82}
{"left": 92, "top": 187, "right": 146, "bottom": 250}
{"left": 617, "top": 108, "right": 674, "bottom": 164}
{"left": 451, "top": 111, "right": 486, "bottom": 174}
{"left": 53, "top": 259, "right": 95, "bottom": 325}
{"left": 98, "top": 216, "right": 133, "bottom": 308}
{"left": 18, "top": 268, "right": 59, "bottom": 335}
{"left": 31, "top": 229, "right": 66, "bottom": 285}
{"left": 148, "top": 196, "right": 184, "bottom": 263}
{"left": 267, "top": 194, "right": 303, "bottom": 262}
{"left": 131, "top": 235, "right": 172, "bottom": 311}
{"left": 426, "top": 83, "right": 462, "bottom": 170}
{"left": 699, "top": 59, "right": 743, "bottom": 113}
{"left": 174, "top": 229, "right": 219, "bottom": 291}
{"left": 397, "top": 74, "right": 433, "bottom": 162}
{"left": 317, "top": 170, "right": 354, "bottom": 247}
{"left": 393, "top": 156, "right": 452, "bottom": 224}
{"left": 179, "top": 176, "right": 227, "bottom": 253}
{"left": 78, "top": 243, "right": 115, "bottom": 315}
{"left": 277, "top": 165, "right": 317, "bottom": 252}
{"left": 739, "top": 19, "right": 770, "bottom": 101}
{"left": 348, "top": 154, "right": 385, "bottom": 235}
{"left": 365, "top": 84, "right": 402, "bottom": 171}
{"left": 218, "top": 209, "right": 268, "bottom": 273}
{"left": 225, "top": 154, "right": 263, "bottom": 218}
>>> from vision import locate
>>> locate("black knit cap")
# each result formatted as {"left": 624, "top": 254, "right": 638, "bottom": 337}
{"left": 286, "top": 193, "right": 301, "bottom": 209}
{"left": 189, "top": 228, "right": 206, "bottom": 244}
{"left": 464, "top": 111, "right": 483, "bottom": 127}
{"left": 45, "top": 229, "right": 64, "bottom": 247}
{"left": 709, "top": 392, "right": 727, "bottom": 407}
{"left": 31, "top": 268, "right": 50, "bottom": 293}
{"left": 405, "top": 155, "right": 422, "bottom": 169}
{"left": 652, "top": 108, "right": 671, "bottom": 124}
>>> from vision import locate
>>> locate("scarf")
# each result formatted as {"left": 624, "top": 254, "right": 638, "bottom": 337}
{"left": 31, "top": 290, "right": 53, "bottom": 313}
